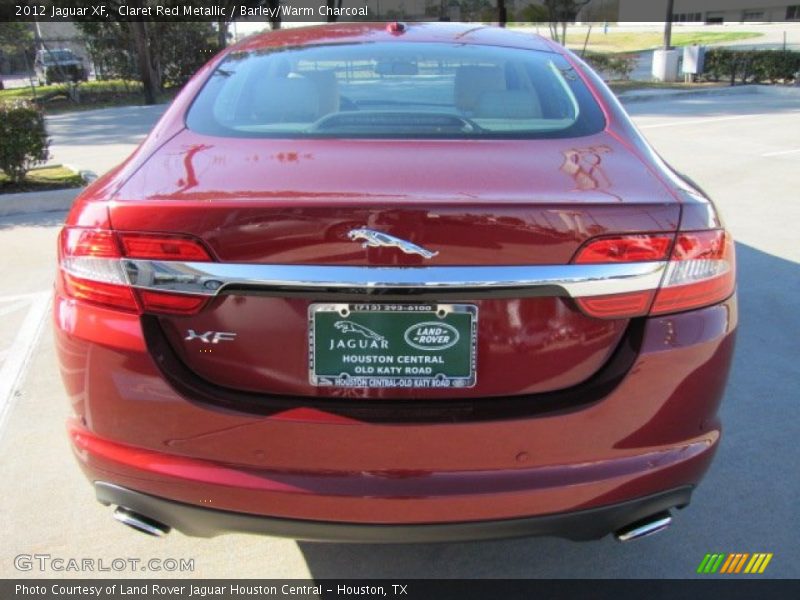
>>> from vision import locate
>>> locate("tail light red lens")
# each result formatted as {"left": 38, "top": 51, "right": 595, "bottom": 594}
{"left": 61, "top": 228, "right": 120, "bottom": 258}
{"left": 58, "top": 228, "right": 211, "bottom": 315}
{"left": 62, "top": 274, "right": 140, "bottom": 312}
{"left": 573, "top": 229, "right": 735, "bottom": 319}
{"left": 138, "top": 290, "right": 209, "bottom": 315}
{"left": 119, "top": 234, "right": 212, "bottom": 261}
{"left": 575, "top": 290, "right": 655, "bottom": 319}
{"left": 574, "top": 234, "right": 673, "bottom": 264}
{"left": 651, "top": 230, "right": 735, "bottom": 315}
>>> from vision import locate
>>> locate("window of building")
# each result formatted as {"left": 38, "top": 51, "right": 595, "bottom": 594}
{"left": 672, "top": 12, "right": 703, "bottom": 22}
{"left": 742, "top": 10, "right": 765, "bottom": 21}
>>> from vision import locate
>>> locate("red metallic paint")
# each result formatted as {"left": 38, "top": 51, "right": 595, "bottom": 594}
{"left": 54, "top": 23, "right": 737, "bottom": 535}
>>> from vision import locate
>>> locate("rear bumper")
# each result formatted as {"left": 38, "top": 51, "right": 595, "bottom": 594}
{"left": 70, "top": 412, "right": 718, "bottom": 536}
{"left": 96, "top": 481, "right": 692, "bottom": 542}
{"left": 58, "top": 294, "right": 736, "bottom": 535}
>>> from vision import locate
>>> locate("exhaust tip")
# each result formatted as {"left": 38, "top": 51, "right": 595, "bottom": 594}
{"left": 614, "top": 511, "right": 672, "bottom": 542}
{"left": 113, "top": 506, "right": 171, "bottom": 537}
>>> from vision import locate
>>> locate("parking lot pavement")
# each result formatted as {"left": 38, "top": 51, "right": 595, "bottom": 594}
{"left": 45, "top": 104, "right": 167, "bottom": 175}
{"left": 0, "top": 92, "right": 798, "bottom": 579}
{"left": 0, "top": 213, "right": 64, "bottom": 433}
{"left": 626, "top": 93, "right": 800, "bottom": 263}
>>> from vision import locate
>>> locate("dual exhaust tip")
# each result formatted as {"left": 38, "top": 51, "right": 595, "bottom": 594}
{"left": 112, "top": 505, "right": 673, "bottom": 543}
{"left": 614, "top": 511, "right": 673, "bottom": 542}
{"left": 113, "top": 506, "right": 170, "bottom": 537}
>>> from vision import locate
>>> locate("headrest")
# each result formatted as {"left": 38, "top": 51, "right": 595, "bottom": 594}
{"left": 475, "top": 90, "right": 543, "bottom": 119}
{"left": 301, "top": 69, "right": 340, "bottom": 116}
{"left": 454, "top": 66, "right": 506, "bottom": 113}
{"left": 253, "top": 76, "right": 320, "bottom": 123}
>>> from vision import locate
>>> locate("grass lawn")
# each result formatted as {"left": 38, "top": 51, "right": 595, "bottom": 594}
{"left": 0, "top": 79, "right": 177, "bottom": 114}
{"left": 0, "top": 165, "right": 84, "bottom": 194}
{"left": 564, "top": 31, "right": 763, "bottom": 54}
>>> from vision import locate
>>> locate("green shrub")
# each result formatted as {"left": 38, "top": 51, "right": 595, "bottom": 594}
{"left": 748, "top": 50, "right": 800, "bottom": 83}
{"left": 0, "top": 100, "right": 50, "bottom": 184}
{"left": 701, "top": 48, "right": 800, "bottom": 84}
{"left": 585, "top": 53, "right": 637, "bottom": 80}
{"left": 701, "top": 47, "right": 734, "bottom": 82}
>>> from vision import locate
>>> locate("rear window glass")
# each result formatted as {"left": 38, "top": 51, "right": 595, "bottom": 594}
{"left": 186, "top": 42, "right": 605, "bottom": 139}
{"left": 40, "top": 50, "right": 78, "bottom": 64}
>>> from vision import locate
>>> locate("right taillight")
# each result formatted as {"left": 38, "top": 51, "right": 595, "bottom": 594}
{"left": 58, "top": 227, "right": 213, "bottom": 316}
{"left": 572, "top": 229, "right": 735, "bottom": 319}
{"left": 651, "top": 229, "right": 736, "bottom": 315}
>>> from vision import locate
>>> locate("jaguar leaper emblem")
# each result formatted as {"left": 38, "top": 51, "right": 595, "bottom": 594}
{"left": 334, "top": 321, "right": 386, "bottom": 342}
{"left": 347, "top": 228, "right": 438, "bottom": 259}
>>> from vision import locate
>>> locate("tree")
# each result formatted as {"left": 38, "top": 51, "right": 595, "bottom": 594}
{"left": 456, "top": 0, "right": 493, "bottom": 21}
{"left": 155, "top": 22, "right": 219, "bottom": 87}
{"left": 131, "top": 20, "right": 157, "bottom": 104}
{"left": 497, "top": 0, "right": 507, "bottom": 26}
{"left": 517, "top": 3, "right": 549, "bottom": 22}
{"left": 214, "top": 1, "right": 268, "bottom": 49}
{"left": 0, "top": 22, "right": 34, "bottom": 87}
{"left": 544, "top": 0, "right": 592, "bottom": 45}
{"left": 65, "top": 0, "right": 160, "bottom": 103}
{"left": 76, "top": 21, "right": 218, "bottom": 99}
{"left": 0, "top": 22, "right": 32, "bottom": 54}
{"left": 75, "top": 1, "right": 283, "bottom": 103}
{"left": 77, "top": 22, "right": 137, "bottom": 82}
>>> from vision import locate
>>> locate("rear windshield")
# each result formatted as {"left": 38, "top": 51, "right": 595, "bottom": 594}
{"left": 41, "top": 50, "right": 78, "bottom": 64}
{"left": 186, "top": 42, "right": 605, "bottom": 139}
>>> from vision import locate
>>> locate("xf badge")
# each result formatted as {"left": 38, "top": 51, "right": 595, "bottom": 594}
{"left": 185, "top": 330, "right": 237, "bottom": 344}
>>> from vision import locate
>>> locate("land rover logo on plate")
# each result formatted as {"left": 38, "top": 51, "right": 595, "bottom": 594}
{"left": 404, "top": 322, "right": 460, "bottom": 351}
{"left": 309, "top": 303, "right": 477, "bottom": 389}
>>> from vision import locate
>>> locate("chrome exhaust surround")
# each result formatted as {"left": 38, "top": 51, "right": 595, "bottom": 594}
{"left": 113, "top": 506, "right": 171, "bottom": 537}
{"left": 614, "top": 511, "right": 673, "bottom": 542}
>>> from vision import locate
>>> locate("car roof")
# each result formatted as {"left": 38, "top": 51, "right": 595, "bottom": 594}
{"left": 231, "top": 22, "right": 559, "bottom": 55}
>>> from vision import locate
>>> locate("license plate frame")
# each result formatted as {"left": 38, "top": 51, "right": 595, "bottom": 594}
{"left": 309, "top": 303, "right": 478, "bottom": 389}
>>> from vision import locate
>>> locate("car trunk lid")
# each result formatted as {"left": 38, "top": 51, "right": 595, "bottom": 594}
{"left": 110, "top": 130, "right": 679, "bottom": 399}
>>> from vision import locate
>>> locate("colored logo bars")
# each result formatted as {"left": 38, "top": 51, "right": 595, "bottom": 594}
{"left": 697, "top": 553, "right": 773, "bottom": 574}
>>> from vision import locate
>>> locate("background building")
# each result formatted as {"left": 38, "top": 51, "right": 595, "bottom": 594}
{"left": 619, "top": 0, "right": 800, "bottom": 22}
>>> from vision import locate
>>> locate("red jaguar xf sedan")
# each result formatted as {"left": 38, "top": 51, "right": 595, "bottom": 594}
{"left": 55, "top": 22, "right": 737, "bottom": 542}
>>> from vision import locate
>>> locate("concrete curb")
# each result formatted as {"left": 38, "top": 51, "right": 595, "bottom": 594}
{"left": 0, "top": 187, "right": 81, "bottom": 219}
{"left": 618, "top": 84, "right": 800, "bottom": 103}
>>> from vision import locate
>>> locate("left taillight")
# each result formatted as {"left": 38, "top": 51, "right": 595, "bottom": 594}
{"left": 58, "top": 228, "right": 212, "bottom": 315}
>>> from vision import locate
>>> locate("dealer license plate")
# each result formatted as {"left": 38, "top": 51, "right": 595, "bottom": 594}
{"left": 309, "top": 303, "right": 477, "bottom": 389}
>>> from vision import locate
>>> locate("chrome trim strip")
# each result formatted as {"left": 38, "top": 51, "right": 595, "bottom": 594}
{"left": 120, "top": 260, "right": 667, "bottom": 298}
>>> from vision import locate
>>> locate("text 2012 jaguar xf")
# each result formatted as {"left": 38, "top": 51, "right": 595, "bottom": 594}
{"left": 55, "top": 22, "right": 736, "bottom": 542}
